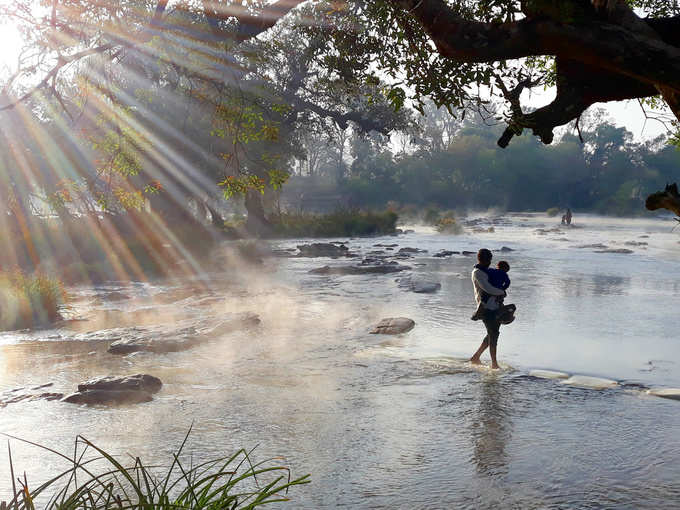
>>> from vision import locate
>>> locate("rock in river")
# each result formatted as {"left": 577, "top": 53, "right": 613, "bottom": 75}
{"left": 63, "top": 374, "right": 162, "bottom": 405}
{"left": 398, "top": 247, "right": 427, "bottom": 254}
{"left": 108, "top": 329, "right": 200, "bottom": 355}
{"left": 107, "top": 312, "right": 260, "bottom": 355}
{"left": 594, "top": 248, "right": 634, "bottom": 254}
{"left": 297, "top": 243, "right": 351, "bottom": 257}
{"left": 77, "top": 374, "right": 162, "bottom": 394}
{"left": 370, "top": 317, "right": 415, "bottom": 335}
{"left": 62, "top": 389, "right": 153, "bottom": 405}
{"left": 398, "top": 277, "right": 441, "bottom": 293}
{"left": 433, "top": 250, "right": 458, "bottom": 258}
{"left": 310, "top": 264, "right": 411, "bottom": 275}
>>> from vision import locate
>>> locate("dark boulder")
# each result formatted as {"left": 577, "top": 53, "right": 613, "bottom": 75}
{"left": 297, "top": 243, "right": 351, "bottom": 257}
{"left": 62, "top": 389, "right": 153, "bottom": 405}
{"left": 433, "top": 250, "right": 457, "bottom": 258}
{"left": 594, "top": 248, "right": 634, "bottom": 254}
{"left": 77, "top": 374, "right": 162, "bottom": 394}
{"left": 398, "top": 247, "right": 427, "bottom": 254}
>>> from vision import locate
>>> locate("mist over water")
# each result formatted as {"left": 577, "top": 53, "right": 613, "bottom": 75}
{"left": 1, "top": 213, "right": 680, "bottom": 508}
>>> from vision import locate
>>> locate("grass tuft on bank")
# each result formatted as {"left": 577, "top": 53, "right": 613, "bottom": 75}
{"left": 270, "top": 209, "right": 398, "bottom": 237}
{"left": 0, "top": 272, "right": 65, "bottom": 331}
{"left": 2, "top": 431, "right": 309, "bottom": 510}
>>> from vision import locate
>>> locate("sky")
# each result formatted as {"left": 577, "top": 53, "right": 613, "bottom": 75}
{"left": 0, "top": 14, "right": 670, "bottom": 143}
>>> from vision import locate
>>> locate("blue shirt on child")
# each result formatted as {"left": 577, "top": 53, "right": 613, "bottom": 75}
{"left": 487, "top": 268, "right": 510, "bottom": 290}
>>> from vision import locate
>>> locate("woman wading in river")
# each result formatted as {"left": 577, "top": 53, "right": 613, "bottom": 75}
{"left": 469, "top": 248, "right": 506, "bottom": 369}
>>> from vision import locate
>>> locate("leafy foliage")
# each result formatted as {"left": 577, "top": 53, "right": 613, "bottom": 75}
{"left": 0, "top": 271, "right": 65, "bottom": 330}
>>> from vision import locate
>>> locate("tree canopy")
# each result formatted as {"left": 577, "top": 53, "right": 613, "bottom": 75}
{"left": 3, "top": 1, "right": 679, "bottom": 146}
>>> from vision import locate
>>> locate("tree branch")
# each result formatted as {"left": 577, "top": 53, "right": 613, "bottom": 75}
{"left": 397, "top": 0, "right": 680, "bottom": 93}
{"left": 646, "top": 183, "right": 680, "bottom": 216}
{"left": 498, "top": 58, "right": 658, "bottom": 147}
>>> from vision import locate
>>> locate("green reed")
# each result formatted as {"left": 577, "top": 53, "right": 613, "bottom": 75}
{"left": 1, "top": 430, "right": 309, "bottom": 510}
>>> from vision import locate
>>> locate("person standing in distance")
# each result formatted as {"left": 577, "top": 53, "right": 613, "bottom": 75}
{"left": 469, "top": 248, "right": 506, "bottom": 369}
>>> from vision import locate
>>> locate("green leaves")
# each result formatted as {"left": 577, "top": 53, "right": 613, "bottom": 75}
{"left": 1, "top": 431, "right": 310, "bottom": 510}
{"left": 386, "top": 86, "right": 406, "bottom": 111}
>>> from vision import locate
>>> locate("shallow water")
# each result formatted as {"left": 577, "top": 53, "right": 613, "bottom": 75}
{"left": 1, "top": 213, "right": 680, "bottom": 509}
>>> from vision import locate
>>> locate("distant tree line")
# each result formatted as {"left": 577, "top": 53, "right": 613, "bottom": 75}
{"left": 285, "top": 105, "right": 680, "bottom": 216}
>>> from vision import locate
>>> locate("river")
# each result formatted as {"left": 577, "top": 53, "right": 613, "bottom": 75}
{"left": 1, "top": 213, "right": 679, "bottom": 509}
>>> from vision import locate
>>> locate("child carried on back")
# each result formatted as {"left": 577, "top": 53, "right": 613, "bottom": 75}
{"left": 471, "top": 260, "right": 516, "bottom": 324}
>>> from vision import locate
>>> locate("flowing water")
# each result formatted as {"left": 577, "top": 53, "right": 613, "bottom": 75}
{"left": 1, "top": 213, "right": 680, "bottom": 509}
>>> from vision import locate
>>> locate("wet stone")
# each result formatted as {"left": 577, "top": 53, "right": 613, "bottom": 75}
{"left": 370, "top": 317, "right": 415, "bottom": 335}
{"left": 100, "top": 291, "right": 130, "bottom": 302}
{"left": 62, "top": 389, "right": 153, "bottom": 405}
{"left": 433, "top": 250, "right": 457, "bottom": 258}
{"left": 595, "top": 248, "right": 634, "bottom": 254}
{"left": 576, "top": 243, "right": 608, "bottom": 249}
{"left": 309, "top": 264, "right": 411, "bottom": 275}
{"left": 297, "top": 243, "right": 351, "bottom": 258}
{"left": 398, "top": 247, "right": 427, "bottom": 254}
{"left": 398, "top": 277, "right": 441, "bottom": 294}
{"left": 77, "top": 374, "right": 162, "bottom": 394}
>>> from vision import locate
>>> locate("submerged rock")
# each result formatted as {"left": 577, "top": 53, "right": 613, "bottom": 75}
{"left": 108, "top": 334, "right": 200, "bottom": 355}
{"left": 594, "top": 248, "right": 634, "bottom": 254}
{"left": 77, "top": 374, "right": 162, "bottom": 394}
{"left": 0, "top": 390, "right": 63, "bottom": 407}
{"left": 646, "top": 388, "right": 680, "bottom": 401}
{"left": 528, "top": 369, "right": 569, "bottom": 380}
{"left": 107, "top": 313, "right": 260, "bottom": 355}
{"left": 100, "top": 291, "right": 130, "bottom": 302}
{"left": 309, "top": 264, "right": 411, "bottom": 275}
{"left": 561, "top": 375, "right": 618, "bottom": 389}
{"left": 398, "top": 277, "right": 441, "bottom": 294}
{"left": 398, "top": 247, "right": 427, "bottom": 254}
{"left": 433, "top": 250, "right": 458, "bottom": 258}
{"left": 62, "top": 389, "right": 153, "bottom": 405}
{"left": 297, "top": 243, "right": 351, "bottom": 258}
{"left": 500, "top": 246, "right": 514, "bottom": 252}
{"left": 370, "top": 317, "right": 415, "bottom": 335}
{"left": 576, "top": 243, "right": 608, "bottom": 249}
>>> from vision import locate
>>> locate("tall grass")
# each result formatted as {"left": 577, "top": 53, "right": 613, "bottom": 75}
{"left": 1, "top": 430, "right": 309, "bottom": 509}
{"left": 0, "top": 272, "right": 66, "bottom": 331}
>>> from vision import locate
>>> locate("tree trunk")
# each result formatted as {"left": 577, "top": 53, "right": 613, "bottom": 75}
{"left": 244, "top": 190, "right": 271, "bottom": 237}
{"left": 205, "top": 202, "right": 224, "bottom": 228}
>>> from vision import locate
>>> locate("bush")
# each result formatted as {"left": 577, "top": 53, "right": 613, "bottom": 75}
{"left": 435, "top": 216, "right": 463, "bottom": 234}
{"left": 0, "top": 271, "right": 65, "bottom": 330}
{"left": 423, "top": 206, "right": 441, "bottom": 225}
{"left": 546, "top": 207, "right": 560, "bottom": 217}
{"left": 270, "top": 209, "right": 398, "bottom": 237}
{"left": 2, "top": 431, "right": 309, "bottom": 510}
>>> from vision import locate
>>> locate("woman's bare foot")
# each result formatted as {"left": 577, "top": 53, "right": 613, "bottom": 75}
{"left": 491, "top": 363, "right": 500, "bottom": 369}
{"left": 470, "top": 357, "right": 482, "bottom": 365}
